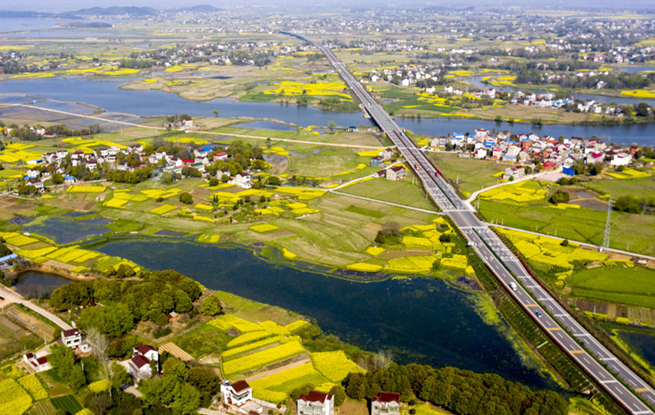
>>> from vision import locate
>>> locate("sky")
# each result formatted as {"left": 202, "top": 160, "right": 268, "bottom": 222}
{"left": 2, "top": 0, "right": 654, "bottom": 12}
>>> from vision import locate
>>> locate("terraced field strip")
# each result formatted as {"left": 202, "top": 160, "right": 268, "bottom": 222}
{"left": 28, "top": 399, "right": 56, "bottom": 415}
{"left": 7, "top": 305, "right": 55, "bottom": 340}
{"left": 158, "top": 342, "right": 194, "bottom": 362}
{"left": 246, "top": 357, "right": 312, "bottom": 382}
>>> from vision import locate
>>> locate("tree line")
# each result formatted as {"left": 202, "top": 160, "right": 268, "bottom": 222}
{"left": 342, "top": 364, "right": 568, "bottom": 415}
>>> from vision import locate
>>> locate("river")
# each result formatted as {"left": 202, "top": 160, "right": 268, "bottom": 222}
{"left": 0, "top": 77, "right": 654, "bottom": 145}
{"left": 93, "top": 239, "right": 551, "bottom": 389}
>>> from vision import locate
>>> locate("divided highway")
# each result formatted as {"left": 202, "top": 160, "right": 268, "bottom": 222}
{"left": 288, "top": 32, "right": 655, "bottom": 415}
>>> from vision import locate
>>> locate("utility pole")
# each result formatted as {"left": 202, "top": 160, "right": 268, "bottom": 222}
{"left": 602, "top": 196, "right": 612, "bottom": 251}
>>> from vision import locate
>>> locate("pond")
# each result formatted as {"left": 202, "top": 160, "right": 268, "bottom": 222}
{"left": 14, "top": 271, "right": 72, "bottom": 298}
{"left": 94, "top": 239, "right": 551, "bottom": 389}
{"left": 24, "top": 216, "right": 113, "bottom": 245}
{"left": 1, "top": 76, "right": 653, "bottom": 144}
{"left": 617, "top": 330, "right": 655, "bottom": 368}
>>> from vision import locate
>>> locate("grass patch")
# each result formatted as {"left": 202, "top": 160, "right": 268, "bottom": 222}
{"left": 345, "top": 205, "right": 385, "bottom": 218}
{"left": 50, "top": 395, "right": 82, "bottom": 414}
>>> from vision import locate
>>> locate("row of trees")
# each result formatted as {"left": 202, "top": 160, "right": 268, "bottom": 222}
{"left": 342, "top": 364, "right": 568, "bottom": 415}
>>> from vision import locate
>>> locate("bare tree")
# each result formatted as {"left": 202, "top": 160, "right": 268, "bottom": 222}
{"left": 86, "top": 327, "right": 112, "bottom": 400}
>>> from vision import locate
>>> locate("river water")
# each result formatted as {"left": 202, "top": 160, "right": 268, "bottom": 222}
{"left": 94, "top": 239, "right": 550, "bottom": 388}
{"left": 0, "top": 77, "right": 654, "bottom": 145}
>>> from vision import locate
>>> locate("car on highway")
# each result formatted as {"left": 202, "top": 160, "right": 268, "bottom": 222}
{"left": 535, "top": 311, "right": 542, "bottom": 318}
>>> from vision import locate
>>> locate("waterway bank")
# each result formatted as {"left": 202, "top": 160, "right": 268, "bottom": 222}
{"left": 1, "top": 77, "right": 654, "bottom": 144}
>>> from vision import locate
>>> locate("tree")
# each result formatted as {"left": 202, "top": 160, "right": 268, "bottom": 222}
{"left": 187, "top": 367, "right": 219, "bottom": 395}
{"left": 87, "top": 328, "right": 112, "bottom": 398}
{"left": 329, "top": 385, "right": 347, "bottom": 406}
{"left": 174, "top": 290, "right": 193, "bottom": 313}
{"left": 162, "top": 358, "right": 188, "bottom": 381}
{"left": 328, "top": 120, "right": 336, "bottom": 131}
{"left": 111, "top": 362, "right": 132, "bottom": 389}
{"left": 49, "top": 344, "right": 76, "bottom": 379}
{"left": 615, "top": 195, "right": 643, "bottom": 214}
{"left": 70, "top": 363, "right": 87, "bottom": 391}
{"left": 550, "top": 189, "right": 570, "bottom": 204}
{"left": 171, "top": 383, "right": 201, "bottom": 415}
{"left": 160, "top": 171, "right": 173, "bottom": 184}
{"left": 179, "top": 192, "right": 193, "bottom": 205}
{"left": 213, "top": 110, "right": 220, "bottom": 118}
{"left": 52, "top": 172, "right": 64, "bottom": 184}
{"left": 77, "top": 302, "right": 135, "bottom": 338}
{"left": 200, "top": 296, "right": 222, "bottom": 316}
{"left": 267, "top": 176, "right": 281, "bottom": 186}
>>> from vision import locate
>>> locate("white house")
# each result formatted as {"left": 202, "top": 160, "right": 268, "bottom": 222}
{"left": 61, "top": 328, "right": 82, "bottom": 348}
{"left": 371, "top": 392, "right": 400, "bottom": 415}
{"left": 23, "top": 353, "right": 51, "bottom": 373}
{"left": 221, "top": 380, "right": 253, "bottom": 408}
{"left": 610, "top": 152, "right": 632, "bottom": 166}
{"left": 128, "top": 344, "right": 159, "bottom": 382}
{"left": 234, "top": 173, "right": 252, "bottom": 189}
{"left": 298, "top": 391, "right": 334, "bottom": 415}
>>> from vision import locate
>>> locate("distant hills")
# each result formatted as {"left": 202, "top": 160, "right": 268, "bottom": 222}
{"left": 0, "top": 5, "right": 223, "bottom": 20}
{"left": 73, "top": 6, "right": 159, "bottom": 17}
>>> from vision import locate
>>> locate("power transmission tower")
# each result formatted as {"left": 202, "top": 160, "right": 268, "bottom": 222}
{"left": 603, "top": 196, "right": 612, "bottom": 250}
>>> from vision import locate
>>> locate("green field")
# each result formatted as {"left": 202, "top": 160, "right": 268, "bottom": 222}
{"left": 585, "top": 177, "right": 655, "bottom": 198}
{"left": 570, "top": 267, "right": 655, "bottom": 309}
{"left": 479, "top": 200, "right": 655, "bottom": 256}
{"left": 339, "top": 177, "right": 435, "bottom": 210}
{"left": 50, "top": 395, "right": 82, "bottom": 415}
{"left": 429, "top": 152, "right": 505, "bottom": 195}
{"left": 344, "top": 205, "right": 386, "bottom": 218}
{"left": 170, "top": 322, "right": 231, "bottom": 359}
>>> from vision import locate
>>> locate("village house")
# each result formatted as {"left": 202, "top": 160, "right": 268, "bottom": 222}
{"left": 62, "top": 328, "right": 82, "bottom": 348}
{"left": 127, "top": 344, "right": 159, "bottom": 382}
{"left": 503, "top": 166, "right": 525, "bottom": 181}
{"left": 610, "top": 152, "right": 632, "bottom": 166}
{"left": 298, "top": 391, "right": 335, "bottom": 415}
{"left": 371, "top": 392, "right": 400, "bottom": 415}
{"left": 379, "top": 148, "right": 394, "bottom": 161}
{"left": 23, "top": 353, "right": 51, "bottom": 373}
{"left": 234, "top": 172, "right": 252, "bottom": 189}
{"left": 386, "top": 166, "right": 407, "bottom": 181}
{"left": 370, "top": 156, "right": 382, "bottom": 167}
{"left": 221, "top": 380, "right": 253, "bottom": 408}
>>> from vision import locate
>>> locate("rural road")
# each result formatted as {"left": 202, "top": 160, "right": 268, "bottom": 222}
{"left": 0, "top": 285, "right": 72, "bottom": 331}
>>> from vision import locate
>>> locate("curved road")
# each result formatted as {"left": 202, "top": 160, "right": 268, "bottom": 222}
{"left": 288, "top": 32, "right": 655, "bottom": 415}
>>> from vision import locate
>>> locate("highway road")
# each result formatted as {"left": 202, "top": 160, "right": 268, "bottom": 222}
{"left": 287, "top": 32, "right": 655, "bottom": 415}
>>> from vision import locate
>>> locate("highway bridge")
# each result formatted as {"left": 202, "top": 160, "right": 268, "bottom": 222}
{"left": 287, "top": 31, "right": 655, "bottom": 415}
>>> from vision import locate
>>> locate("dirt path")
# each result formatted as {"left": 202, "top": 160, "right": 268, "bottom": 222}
{"left": 245, "top": 357, "right": 311, "bottom": 382}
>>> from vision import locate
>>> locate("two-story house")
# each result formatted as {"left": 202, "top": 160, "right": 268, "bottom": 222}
{"left": 371, "top": 392, "right": 400, "bottom": 415}
{"left": 298, "top": 391, "right": 334, "bottom": 415}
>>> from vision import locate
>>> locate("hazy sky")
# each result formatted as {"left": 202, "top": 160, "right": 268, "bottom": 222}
{"left": 3, "top": 0, "right": 654, "bottom": 12}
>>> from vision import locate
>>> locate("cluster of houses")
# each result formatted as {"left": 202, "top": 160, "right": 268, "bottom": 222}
{"left": 220, "top": 378, "right": 400, "bottom": 415}
{"left": 19, "top": 136, "right": 255, "bottom": 192}
{"left": 367, "top": 64, "right": 442, "bottom": 89}
{"left": 370, "top": 148, "right": 408, "bottom": 181}
{"left": 427, "top": 128, "right": 640, "bottom": 175}
{"left": 22, "top": 324, "right": 162, "bottom": 388}
{"left": 23, "top": 328, "right": 91, "bottom": 373}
